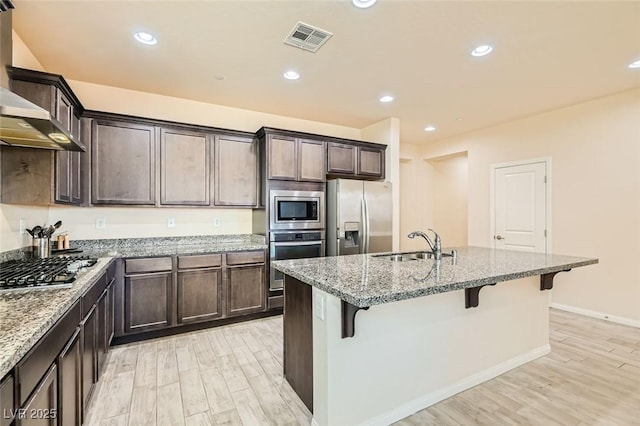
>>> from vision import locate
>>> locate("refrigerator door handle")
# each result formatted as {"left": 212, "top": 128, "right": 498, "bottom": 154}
{"left": 360, "top": 198, "right": 366, "bottom": 254}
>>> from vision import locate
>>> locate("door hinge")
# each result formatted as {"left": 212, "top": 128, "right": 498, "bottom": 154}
{"left": 544, "top": 176, "right": 547, "bottom": 184}
{"left": 544, "top": 229, "right": 547, "bottom": 237}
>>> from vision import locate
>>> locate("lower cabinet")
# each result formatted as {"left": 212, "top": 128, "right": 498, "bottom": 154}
{"left": 1, "top": 374, "right": 14, "bottom": 426}
{"left": 124, "top": 271, "right": 173, "bottom": 333}
{"left": 226, "top": 264, "right": 266, "bottom": 317}
{"left": 80, "top": 305, "right": 96, "bottom": 413}
{"left": 58, "top": 328, "right": 81, "bottom": 426}
{"left": 21, "top": 364, "right": 57, "bottom": 426}
{"left": 177, "top": 268, "right": 223, "bottom": 324}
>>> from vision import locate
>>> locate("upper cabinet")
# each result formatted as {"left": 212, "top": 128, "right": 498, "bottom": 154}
{"left": 213, "top": 134, "right": 258, "bottom": 207}
{"left": 1, "top": 68, "right": 85, "bottom": 206}
{"left": 261, "top": 130, "right": 326, "bottom": 183}
{"left": 91, "top": 119, "right": 156, "bottom": 205}
{"left": 327, "top": 142, "right": 386, "bottom": 179}
{"left": 160, "top": 127, "right": 210, "bottom": 206}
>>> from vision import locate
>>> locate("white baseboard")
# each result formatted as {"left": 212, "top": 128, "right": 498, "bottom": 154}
{"left": 346, "top": 344, "right": 551, "bottom": 426}
{"left": 550, "top": 303, "right": 640, "bottom": 328}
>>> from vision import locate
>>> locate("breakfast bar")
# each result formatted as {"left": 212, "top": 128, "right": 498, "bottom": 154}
{"left": 273, "top": 246, "right": 598, "bottom": 426}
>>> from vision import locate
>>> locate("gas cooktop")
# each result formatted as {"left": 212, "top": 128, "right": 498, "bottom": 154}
{"left": 0, "top": 256, "right": 98, "bottom": 292}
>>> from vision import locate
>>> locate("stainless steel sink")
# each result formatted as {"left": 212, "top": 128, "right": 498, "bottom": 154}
{"left": 388, "top": 254, "right": 417, "bottom": 262}
{"left": 373, "top": 251, "right": 454, "bottom": 261}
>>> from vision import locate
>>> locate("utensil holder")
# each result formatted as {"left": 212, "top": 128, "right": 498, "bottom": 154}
{"left": 34, "top": 237, "right": 51, "bottom": 258}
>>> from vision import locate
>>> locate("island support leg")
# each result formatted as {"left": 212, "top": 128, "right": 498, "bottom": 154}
{"left": 341, "top": 301, "right": 369, "bottom": 338}
{"left": 465, "top": 283, "right": 497, "bottom": 308}
{"left": 540, "top": 269, "right": 572, "bottom": 290}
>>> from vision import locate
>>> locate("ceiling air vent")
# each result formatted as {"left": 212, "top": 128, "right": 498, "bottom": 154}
{"left": 284, "top": 21, "right": 333, "bottom": 53}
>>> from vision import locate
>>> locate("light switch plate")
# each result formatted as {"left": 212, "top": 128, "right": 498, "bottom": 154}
{"left": 314, "top": 293, "right": 325, "bottom": 320}
{"left": 167, "top": 218, "right": 176, "bottom": 228}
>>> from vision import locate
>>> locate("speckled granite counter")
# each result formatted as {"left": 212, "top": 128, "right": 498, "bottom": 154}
{"left": 272, "top": 246, "right": 598, "bottom": 308}
{"left": 0, "top": 257, "right": 113, "bottom": 379}
{"left": 73, "top": 234, "right": 267, "bottom": 258}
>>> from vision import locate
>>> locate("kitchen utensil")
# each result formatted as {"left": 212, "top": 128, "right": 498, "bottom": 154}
{"left": 32, "top": 226, "right": 42, "bottom": 238}
{"left": 25, "top": 228, "right": 34, "bottom": 237}
{"left": 45, "top": 225, "right": 55, "bottom": 237}
{"left": 53, "top": 220, "right": 62, "bottom": 230}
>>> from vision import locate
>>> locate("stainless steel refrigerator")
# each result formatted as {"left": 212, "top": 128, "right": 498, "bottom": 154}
{"left": 326, "top": 179, "right": 392, "bottom": 256}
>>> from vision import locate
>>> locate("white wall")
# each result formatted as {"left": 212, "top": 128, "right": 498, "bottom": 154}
{"left": 429, "top": 153, "right": 468, "bottom": 247}
{"left": 419, "top": 89, "right": 640, "bottom": 323}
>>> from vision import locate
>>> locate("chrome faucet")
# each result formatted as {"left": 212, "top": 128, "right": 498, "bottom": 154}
{"left": 408, "top": 229, "right": 442, "bottom": 260}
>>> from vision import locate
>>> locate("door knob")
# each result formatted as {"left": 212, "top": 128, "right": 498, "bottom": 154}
{"left": 495, "top": 235, "right": 504, "bottom": 240}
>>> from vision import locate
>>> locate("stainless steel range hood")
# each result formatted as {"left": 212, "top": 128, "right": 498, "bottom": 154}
{"left": 0, "top": 87, "right": 85, "bottom": 151}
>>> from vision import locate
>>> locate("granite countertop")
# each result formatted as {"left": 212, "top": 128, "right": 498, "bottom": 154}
{"left": 0, "top": 257, "right": 113, "bottom": 379}
{"left": 272, "top": 246, "right": 598, "bottom": 308}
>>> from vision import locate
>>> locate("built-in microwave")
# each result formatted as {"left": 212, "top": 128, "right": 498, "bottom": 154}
{"left": 269, "top": 190, "right": 325, "bottom": 230}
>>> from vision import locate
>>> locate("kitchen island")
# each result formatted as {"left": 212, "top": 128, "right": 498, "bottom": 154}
{"left": 272, "top": 246, "right": 597, "bottom": 426}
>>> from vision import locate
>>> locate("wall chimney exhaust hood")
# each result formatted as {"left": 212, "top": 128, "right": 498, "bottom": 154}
{"left": 0, "top": 87, "right": 85, "bottom": 151}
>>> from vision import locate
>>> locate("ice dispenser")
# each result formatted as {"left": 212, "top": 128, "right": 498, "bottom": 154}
{"left": 343, "top": 222, "right": 360, "bottom": 253}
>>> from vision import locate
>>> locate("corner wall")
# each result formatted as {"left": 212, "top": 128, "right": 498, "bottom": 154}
{"left": 420, "top": 89, "right": 640, "bottom": 323}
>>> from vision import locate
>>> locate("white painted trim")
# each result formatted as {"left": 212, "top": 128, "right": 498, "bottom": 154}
{"left": 551, "top": 303, "right": 640, "bottom": 328}
{"left": 353, "top": 344, "right": 551, "bottom": 426}
{"left": 489, "top": 157, "right": 552, "bottom": 254}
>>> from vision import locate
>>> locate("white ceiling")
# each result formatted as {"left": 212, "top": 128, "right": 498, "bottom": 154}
{"left": 12, "top": 0, "right": 640, "bottom": 145}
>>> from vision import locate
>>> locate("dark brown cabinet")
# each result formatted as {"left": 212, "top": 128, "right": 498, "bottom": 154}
{"left": 20, "top": 364, "right": 58, "bottom": 426}
{"left": 3, "top": 68, "right": 85, "bottom": 206}
{"left": 327, "top": 142, "right": 385, "bottom": 179}
{"left": 80, "top": 305, "right": 96, "bottom": 411}
{"left": 124, "top": 263, "right": 173, "bottom": 333}
{"left": 226, "top": 251, "right": 266, "bottom": 317}
{"left": 213, "top": 134, "right": 258, "bottom": 206}
{"left": 176, "top": 253, "right": 223, "bottom": 325}
{"left": 0, "top": 374, "right": 14, "bottom": 426}
{"left": 96, "top": 290, "right": 108, "bottom": 378}
{"left": 265, "top": 133, "right": 326, "bottom": 182}
{"left": 57, "top": 328, "right": 81, "bottom": 426}
{"left": 91, "top": 119, "right": 156, "bottom": 205}
{"left": 160, "top": 128, "right": 210, "bottom": 205}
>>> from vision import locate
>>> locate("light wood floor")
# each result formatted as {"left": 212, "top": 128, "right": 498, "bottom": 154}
{"left": 86, "top": 309, "right": 640, "bottom": 425}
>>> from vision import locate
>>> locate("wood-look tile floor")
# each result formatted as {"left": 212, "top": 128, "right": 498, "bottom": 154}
{"left": 86, "top": 309, "right": 640, "bottom": 426}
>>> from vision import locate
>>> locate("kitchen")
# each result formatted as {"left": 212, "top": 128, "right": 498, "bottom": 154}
{"left": 1, "top": 1, "right": 639, "bottom": 426}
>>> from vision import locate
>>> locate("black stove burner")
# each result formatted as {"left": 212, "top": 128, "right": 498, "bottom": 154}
{"left": 0, "top": 256, "right": 98, "bottom": 291}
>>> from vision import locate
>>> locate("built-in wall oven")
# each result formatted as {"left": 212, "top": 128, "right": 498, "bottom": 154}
{"left": 269, "top": 231, "right": 325, "bottom": 291}
{"left": 269, "top": 190, "right": 324, "bottom": 230}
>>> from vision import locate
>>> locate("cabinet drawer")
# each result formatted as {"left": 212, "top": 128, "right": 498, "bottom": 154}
{"left": 226, "top": 251, "right": 265, "bottom": 266}
{"left": 18, "top": 300, "right": 81, "bottom": 405}
{"left": 82, "top": 272, "right": 108, "bottom": 317}
{"left": 178, "top": 254, "right": 222, "bottom": 270}
{"left": 125, "top": 257, "right": 172, "bottom": 274}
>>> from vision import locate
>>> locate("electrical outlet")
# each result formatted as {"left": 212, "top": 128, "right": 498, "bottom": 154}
{"left": 213, "top": 217, "right": 221, "bottom": 227}
{"left": 167, "top": 218, "right": 176, "bottom": 228}
{"left": 96, "top": 218, "right": 106, "bottom": 229}
{"left": 314, "top": 293, "right": 325, "bottom": 320}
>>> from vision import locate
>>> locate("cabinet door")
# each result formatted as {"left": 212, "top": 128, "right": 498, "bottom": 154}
{"left": 226, "top": 264, "right": 266, "bottom": 317}
{"left": 160, "top": 128, "right": 210, "bottom": 205}
{"left": 92, "top": 120, "right": 156, "bottom": 205}
{"left": 327, "top": 143, "right": 356, "bottom": 175}
{"left": 177, "top": 268, "right": 222, "bottom": 324}
{"left": 268, "top": 136, "right": 297, "bottom": 180}
{"left": 124, "top": 272, "right": 172, "bottom": 333}
{"left": 0, "top": 374, "right": 14, "bottom": 426}
{"left": 70, "top": 152, "right": 81, "bottom": 204}
{"left": 21, "top": 364, "right": 57, "bottom": 426}
{"left": 80, "top": 305, "right": 96, "bottom": 412}
{"left": 96, "top": 290, "right": 108, "bottom": 378}
{"left": 213, "top": 135, "right": 257, "bottom": 206}
{"left": 55, "top": 90, "right": 73, "bottom": 134}
{"left": 297, "top": 139, "right": 325, "bottom": 182}
{"left": 358, "top": 146, "right": 385, "bottom": 178}
{"left": 57, "top": 328, "right": 81, "bottom": 426}
{"left": 55, "top": 151, "right": 71, "bottom": 203}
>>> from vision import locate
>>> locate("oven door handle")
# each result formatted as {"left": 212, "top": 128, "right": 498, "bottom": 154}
{"left": 271, "top": 241, "right": 323, "bottom": 247}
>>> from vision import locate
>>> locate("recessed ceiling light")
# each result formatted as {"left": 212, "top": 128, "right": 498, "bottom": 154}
{"left": 134, "top": 32, "right": 157, "bottom": 45}
{"left": 352, "top": 0, "right": 377, "bottom": 8}
{"left": 379, "top": 95, "right": 394, "bottom": 103}
{"left": 471, "top": 44, "right": 493, "bottom": 57}
{"left": 284, "top": 70, "right": 300, "bottom": 80}
{"left": 424, "top": 126, "right": 436, "bottom": 132}
{"left": 629, "top": 59, "right": 640, "bottom": 69}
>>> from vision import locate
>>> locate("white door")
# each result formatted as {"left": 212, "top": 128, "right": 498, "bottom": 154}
{"left": 493, "top": 161, "right": 547, "bottom": 253}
